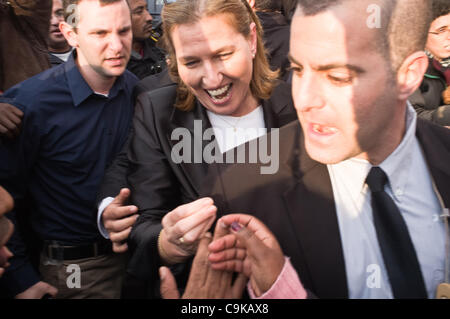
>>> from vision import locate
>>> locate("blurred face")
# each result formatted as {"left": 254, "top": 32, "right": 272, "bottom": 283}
{"left": 426, "top": 13, "right": 450, "bottom": 61}
{"left": 0, "top": 187, "right": 14, "bottom": 278}
{"left": 290, "top": 2, "right": 402, "bottom": 165}
{"left": 129, "top": 0, "right": 153, "bottom": 41}
{"left": 66, "top": 0, "right": 133, "bottom": 79}
{"left": 171, "top": 14, "right": 259, "bottom": 117}
{"left": 49, "top": 0, "right": 70, "bottom": 51}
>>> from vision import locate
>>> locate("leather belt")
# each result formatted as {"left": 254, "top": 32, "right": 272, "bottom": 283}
{"left": 43, "top": 241, "right": 113, "bottom": 261}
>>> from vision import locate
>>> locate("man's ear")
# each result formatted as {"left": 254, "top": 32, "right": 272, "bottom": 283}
{"left": 59, "top": 21, "right": 79, "bottom": 48}
{"left": 396, "top": 51, "right": 428, "bottom": 101}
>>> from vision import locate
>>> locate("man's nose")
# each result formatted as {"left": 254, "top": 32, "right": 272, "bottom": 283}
{"left": 292, "top": 71, "right": 326, "bottom": 112}
{"left": 109, "top": 33, "right": 124, "bottom": 53}
{"left": 144, "top": 9, "right": 153, "bottom": 24}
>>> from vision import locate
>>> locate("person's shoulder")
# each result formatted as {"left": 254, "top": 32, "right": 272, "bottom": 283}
{"left": 0, "top": 65, "right": 67, "bottom": 111}
{"left": 137, "top": 84, "right": 177, "bottom": 107}
{"left": 134, "top": 84, "right": 178, "bottom": 121}
{"left": 266, "top": 81, "right": 293, "bottom": 109}
{"left": 121, "top": 70, "right": 140, "bottom": 91}
{"left": 417, "top": 118, "right": 450, "bottom": 150}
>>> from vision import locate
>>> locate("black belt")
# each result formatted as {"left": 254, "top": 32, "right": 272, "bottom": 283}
{"left": 43, "top": 241, "right": 113, "bottom": 260}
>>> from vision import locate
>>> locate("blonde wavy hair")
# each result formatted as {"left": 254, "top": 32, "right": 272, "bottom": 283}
{"left": 161, "top": 0, "right": 279, "bottom": 111}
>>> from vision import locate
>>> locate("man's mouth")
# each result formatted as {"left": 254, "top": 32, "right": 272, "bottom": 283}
{"left": 310, "top": 123, "right": 338, "bottom": 136}
{"left": 105, "top": 57, "right": 124, "bottom": 65}
{"left": 206, "top": 83, "right": 233, "bottom": 104}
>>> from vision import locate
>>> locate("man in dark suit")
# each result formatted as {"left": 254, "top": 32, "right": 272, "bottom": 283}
{"left": 203, "top": 0, "right": 449, "bottom": 299}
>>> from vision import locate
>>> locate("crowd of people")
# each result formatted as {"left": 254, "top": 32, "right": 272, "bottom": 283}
{"left": 0, "top": 0, "right": 449, "bottom": 300}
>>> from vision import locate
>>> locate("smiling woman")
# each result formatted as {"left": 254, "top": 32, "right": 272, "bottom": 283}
{"left": 96, "top": 0, "right": 298, "bottom": 298}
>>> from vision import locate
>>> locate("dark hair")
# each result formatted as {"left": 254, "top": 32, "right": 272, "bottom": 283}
{"left": 254, "top": 0, "right": 282, "bottom": 12}
{"left": 296, "top": 0, "right": 433, "bottom": 71}
{"left": 431, "top": 0, "right": 450, "bottom": 21}
{"left": 162, "top": 0, "right": 279, "bottom": 112}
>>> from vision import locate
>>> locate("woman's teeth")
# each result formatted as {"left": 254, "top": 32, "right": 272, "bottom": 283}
{"left": 207, "top": 84, "right": 232, "bottom": 101}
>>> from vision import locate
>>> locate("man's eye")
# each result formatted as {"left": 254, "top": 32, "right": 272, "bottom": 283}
{"left": 328, "top": 74, "right": 353, "bottom": 85}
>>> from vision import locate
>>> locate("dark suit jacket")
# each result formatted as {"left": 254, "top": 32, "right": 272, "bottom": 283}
{"left": 98, "top": 81, "right": 297, "bottom": 297}
{"left": 205, "top": 119, "right": 450, "bottom": 299}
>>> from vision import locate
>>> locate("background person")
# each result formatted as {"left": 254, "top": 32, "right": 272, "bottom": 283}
{"left": 48, "top": 0, "right": 73, "bottom": 66}
{"left": 126, "top": 0, "right": 167, "bottom": 79}
{"left": 411, "top": 0, "right": 450, "bottom": 127}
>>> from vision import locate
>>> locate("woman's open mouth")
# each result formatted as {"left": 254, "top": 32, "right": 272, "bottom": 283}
{"left": 205, "top": 83, "right": 233, "bottom": 104}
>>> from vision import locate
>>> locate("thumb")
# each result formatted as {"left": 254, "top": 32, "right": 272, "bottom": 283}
{"left": 112, "top": 188, "right": 130, "bottom": 205}
{"left": 159, "top": 266, "right": 180, "bottom": 299}
{"left": 46, "top": 284, "right": 58, "bottom": 297}
{"left": 230, "top": 222, "right": 267, "bottom": 259}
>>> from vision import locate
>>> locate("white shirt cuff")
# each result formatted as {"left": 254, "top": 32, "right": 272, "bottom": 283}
{"left": 97, "top": 197, "right": 114, "bottom": 239}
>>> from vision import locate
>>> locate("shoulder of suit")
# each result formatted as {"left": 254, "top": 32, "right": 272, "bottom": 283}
{"left": 417, "top": 118, "right": 450, "bottom": 150}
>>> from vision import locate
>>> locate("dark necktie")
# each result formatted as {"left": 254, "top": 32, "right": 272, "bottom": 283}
{"left": 366, "top": 167, "right": 427, "bottom": 299}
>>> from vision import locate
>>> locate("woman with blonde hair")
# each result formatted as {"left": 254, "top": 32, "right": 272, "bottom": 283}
{"left": 102, "top": 0, "right": 296, "bottom": 297}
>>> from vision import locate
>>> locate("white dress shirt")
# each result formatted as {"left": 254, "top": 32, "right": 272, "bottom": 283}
{"left": 328, "top": 103, "right": 446, "bottom": 298}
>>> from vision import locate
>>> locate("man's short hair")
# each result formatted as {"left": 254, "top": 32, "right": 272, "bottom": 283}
{"left": 431, "top": 0, "right": 450, "bottom": 21}
{"left": 62, "top": 0, "right": 125, "bottom": 26}
{"left": 296, "top": 0, "right": 433, "bottom": 72}
{"left": 254, "top": 0, "right": 282, "bottom": 12}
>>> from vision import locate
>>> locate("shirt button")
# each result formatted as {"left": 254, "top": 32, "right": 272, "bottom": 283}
{"left": 395, "top": 189, "right": 403, "bottom": 196}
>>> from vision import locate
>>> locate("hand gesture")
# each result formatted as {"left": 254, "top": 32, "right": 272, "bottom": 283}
{"left": 208, "top": 214, "right": 285, "bottom": 297}
{"left": 102, "top": 188, "right": 138, "bottom": 253}
{"left": 158, "top": 197, "right": 216, "bottom": 264}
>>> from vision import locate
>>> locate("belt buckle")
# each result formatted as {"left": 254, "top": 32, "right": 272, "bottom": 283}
{"left": 43, "top": 241, "right": 64, "bottom": 265}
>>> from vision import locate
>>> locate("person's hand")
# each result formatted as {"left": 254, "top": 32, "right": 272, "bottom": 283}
{"left": 0, "top": 186, "right": 14, "bottom": 277}
{"left": 159, "top": 232, "right": 247, "bottom": 299}
{"left": 102, "top": 188, "right": 139, "bottom": 253}
{"left": 159, "top": 198, "right": 217, "bottom": 264}
{"left": 0, "top": 103, "right": 23, "bottom": 139}
{"left": 0, "top": 186, "right": 13, "bottom": 216}
{"left": 443, "top": 87, "right": 450, "bottom": 105}
{"left": 15, "top": 281, "right": 58, "bottom": 299}
{"left": 208, "top": 214, "right": 285, "bottom": 297}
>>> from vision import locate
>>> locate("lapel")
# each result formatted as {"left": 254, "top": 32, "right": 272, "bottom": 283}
{"left": 281, "top": 123, "right": 348, "bottom": 298}
{"left": 167, "top": 101, "right": 214, "bottom": 199}
{"left": 166, "top": 84, "right": 294, "bottom": 199}
{"left": 416, "top": 119, "right": 450, "bottom": 207}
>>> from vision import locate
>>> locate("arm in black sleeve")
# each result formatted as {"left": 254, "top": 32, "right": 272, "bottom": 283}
{"left": 126, "top": 92, "right": 190, "bottom": 296}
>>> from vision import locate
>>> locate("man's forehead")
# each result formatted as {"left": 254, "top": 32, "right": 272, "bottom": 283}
{"left": 76, "top": 0, "right": 131, "bottom": 27}
{"left": 291, "top": 4, "right": 379, "bottom": 59}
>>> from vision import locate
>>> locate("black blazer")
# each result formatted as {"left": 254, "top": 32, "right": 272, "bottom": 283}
{"left": 205, "top": 119, "right": 450, "bottom": 299}
{"left": 100, "top": 82, "right": 297, "bottom": 296}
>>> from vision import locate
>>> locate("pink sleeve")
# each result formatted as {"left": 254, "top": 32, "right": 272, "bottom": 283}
{"left": 247, "top": 257, "right": 307, "bottom": 299}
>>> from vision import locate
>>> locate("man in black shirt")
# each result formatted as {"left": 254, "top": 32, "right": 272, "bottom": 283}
{"left": 127, "top": 0, "right": 166, "bottom": 79}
